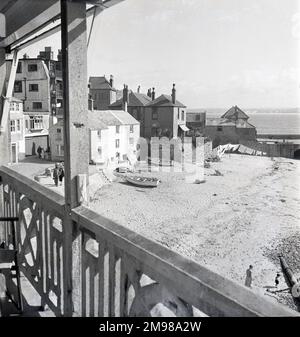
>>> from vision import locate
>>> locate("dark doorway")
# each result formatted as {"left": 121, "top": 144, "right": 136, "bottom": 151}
{"left": 294, "top": 149, "right": 300, "bottom": 159}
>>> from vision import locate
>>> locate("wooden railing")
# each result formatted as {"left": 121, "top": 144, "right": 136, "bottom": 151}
{"left": 0, "top": 166, "right": 298, "bottom": 317}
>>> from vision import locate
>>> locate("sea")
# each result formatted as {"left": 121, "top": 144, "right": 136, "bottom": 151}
{"left": 188, "top": 108, "right": 300, "bottom": 135}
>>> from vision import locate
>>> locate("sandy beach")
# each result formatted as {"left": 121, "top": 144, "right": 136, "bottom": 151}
{"left": 89, "top": 154, "right": 300, "bottom": 311}
{"left": 11, "top": 154, "right": 300, "bottom": 311}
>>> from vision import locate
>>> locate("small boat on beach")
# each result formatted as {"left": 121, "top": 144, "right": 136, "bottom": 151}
{"left": 125, "top": 175, "right": 160, "bottom": 187}
{"left": 113, "top": 166, "right": 134, "bottom": 177}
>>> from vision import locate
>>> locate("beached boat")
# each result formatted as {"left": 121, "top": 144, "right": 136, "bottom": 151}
{"left": 126, "top": 175, "right": 160, "bottom": 187}
{"left": 113, "top": 167, "right": 134, "bottom": 177}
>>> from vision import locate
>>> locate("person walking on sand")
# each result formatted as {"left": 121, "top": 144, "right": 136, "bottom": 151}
{"left": 275, "top": 273, "right": 280, "bottom": 288}
{"left": 58, "top": 163, "right": 65, "bottom": 186}
{"left": 37, "top": 146, "right": 42, "bottom": 159}
{"left": 53, "top": 163, "right": 59, "bottom": 187}
{"left": 245, "top": 265, "right": 253, "bottom": 288}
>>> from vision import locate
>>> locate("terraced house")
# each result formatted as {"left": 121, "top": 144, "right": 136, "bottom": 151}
{"left": 111, "top": 84, "right": 189, "bottom": 139}
{"left": 109, "top": 90, "right": 152, "bottom": 137}
{"left": 89, "top": 75, "right": 117, "bottom": 110}
{"left": 89, "top": 109, "right": 140, "bottom": 168}
{"left": 9, "top": 97, "right": 25, "bottom": 163}
{"left": 143, "top": 84, "right": 189, "bottom": 139}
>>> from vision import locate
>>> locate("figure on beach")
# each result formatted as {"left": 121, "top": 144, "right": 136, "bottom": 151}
{"left": 275, "top": 273, "right": 280, "bottom": 288}
{"left": 53, "top": 163, "right": 59, "bottom": 187}
{"left": 245, "top": 265, "right": 253, "bottom": 288}
{"left": 37, "top": 146, "right": 42, "bottom": 159}
{"left": 58, "top": 163, "right": 65, "bottom": 186}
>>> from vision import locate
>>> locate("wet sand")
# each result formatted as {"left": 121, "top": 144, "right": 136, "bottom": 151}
{"left": 89, "top": 154, "right": 300, "bottom": 311}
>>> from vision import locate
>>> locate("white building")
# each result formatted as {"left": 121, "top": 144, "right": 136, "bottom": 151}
{"left": 89, "top": 110, "right": 140, "bottom": 168}
{"left": 7, "top": 56, "right": 52, "bottom": 156}
{"left": 49, "top": 110, "right": 140, "bottom": 166}
{"left": 48, "top": 118, "right": 64, "bottom": 162}
{"left": 9, "top": 97, "right": 25, "bottom": 163}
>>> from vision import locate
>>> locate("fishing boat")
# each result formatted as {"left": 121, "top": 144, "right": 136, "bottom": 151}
{"left": 113, "top": 166, "right": 134, "bottom": 177}
{"left": 126, "top": 175, "right": 160, "bottom": 187}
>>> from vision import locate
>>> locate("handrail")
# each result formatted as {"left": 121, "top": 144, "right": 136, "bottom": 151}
{"left": 72, "top": 205, "right": 298, "bottom": 317}
{"left": 0, "top": 165, "right": 298, "bottom": 317}
{"left": 0, "top": 166, "right": 65, "bottom": 215}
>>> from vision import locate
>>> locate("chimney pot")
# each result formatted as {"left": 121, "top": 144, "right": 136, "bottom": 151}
{"left": 123, "top": 84, "right": 129, "bottom": 112}
{"left": 88, "top": 94, "right": 94, "bottom": 111}
{"left": 109, "top": 75, "right": 114, "bottom": 88}
{"left": 151, "top": 87, "right": 155, "bottom": 101}
{"left": 171, "top": 83, "right": 176, "bottom": 104}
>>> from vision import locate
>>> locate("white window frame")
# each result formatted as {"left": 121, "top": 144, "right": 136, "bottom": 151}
{"left": 10, "top": 120, "right": 16, "bottom": 133}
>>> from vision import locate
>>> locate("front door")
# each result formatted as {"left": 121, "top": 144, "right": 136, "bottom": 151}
{"left": 11, "top": 143, "right": 17, "bottom": 163}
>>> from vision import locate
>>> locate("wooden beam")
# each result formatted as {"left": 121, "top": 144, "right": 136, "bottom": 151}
{"left": 0, "top": 49, "right": 18, "bottom": 133}
{"left": 0, "top": 48, "right": 10, "bottom": 166}
{"left": 61, "top": 0, "right": 89, "bottom": 317}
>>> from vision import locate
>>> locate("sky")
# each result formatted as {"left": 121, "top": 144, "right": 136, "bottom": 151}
{"left": 24, "top": 0, "right": 300, "bottom": 109}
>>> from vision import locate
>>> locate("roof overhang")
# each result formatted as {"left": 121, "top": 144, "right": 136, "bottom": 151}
{"left": 0, "top": 0, "right": 125, "bottom": 50}
{"left": 179, "top": 124, "right": 189, "bottom": 132}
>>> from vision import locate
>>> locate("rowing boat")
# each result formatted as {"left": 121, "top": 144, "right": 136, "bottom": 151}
{"left": 126, "top": 175, "right": 160, "bottom": 187}
{"left": 113, "top": 167, "right": 134, "bottom": 178}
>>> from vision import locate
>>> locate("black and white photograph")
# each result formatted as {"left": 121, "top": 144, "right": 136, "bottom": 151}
{"left": 0, "top": 0, "right": 300, "bottom": 325}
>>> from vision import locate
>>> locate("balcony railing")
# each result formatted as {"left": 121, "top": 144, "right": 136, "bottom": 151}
{"left": 0, "top": 166, "right": 297, "bottom": 317}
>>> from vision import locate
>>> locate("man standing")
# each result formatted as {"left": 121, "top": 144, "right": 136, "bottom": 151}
{"left": 245, "top": 265, "right": 253, "bottom": 288}
{"left": 37, "top": 146, "right": 42, "bottom": 159}
{"left": 275, "top": 273, "right": 280, "bottom": 288}
{"left": 58, "top": 163, "right": 65, "bottom": 186}
{"left": 53, "top": 163, "right": 59, "bottom": 187}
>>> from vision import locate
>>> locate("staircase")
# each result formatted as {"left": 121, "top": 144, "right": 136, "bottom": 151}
{"left": 98, "top": 169, "right": 112, "bottom": 184}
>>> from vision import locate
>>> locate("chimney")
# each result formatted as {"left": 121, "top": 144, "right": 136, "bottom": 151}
{"left": 122, "top": 84, "right": 129, "bottom": 112}
{"left": 88, "top": 94, "right": 94, "bottom": 111}
{"left": 137, "top": 85, "right": 140, "bottom": 93}
{"left": 147, "top": 88, "right": 151, "bottom": 98}
{"left": 109, "top": 75, "right": 114, "bottom": 88}
{"left": 171, "top": 83, "right": 176, "bottom": 104}
{"left": 151, "top": 87, "right": 155, "bottom": 101}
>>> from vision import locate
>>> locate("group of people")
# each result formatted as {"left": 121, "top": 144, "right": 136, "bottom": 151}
{"left": 37, "top": 146, "right": 47, "bottom": 159}
{"left": 245, "top": 265, "right": 281, "bottom": 289}
{"left": 53, "top": 163, "right": 65, "bottom": 187}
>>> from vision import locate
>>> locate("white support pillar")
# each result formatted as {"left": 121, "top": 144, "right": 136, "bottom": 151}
{"left": 0, "top": 48, "right": 10, "bottom": 166}
{"left": 0, "top": 50, "right": 19, "bottom": 133}
{"left": 60, "top": 0, "right": 89, "bottom": 317}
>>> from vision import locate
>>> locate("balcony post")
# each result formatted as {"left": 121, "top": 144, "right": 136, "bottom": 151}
{"left": 60, "top": 0, "right": 89, "bottom": 316}
{"left": 0, "top": 48, "right": 10, "bottom": 167}
{"left": 0, "top": 48, "right": 9, "bottom": 231}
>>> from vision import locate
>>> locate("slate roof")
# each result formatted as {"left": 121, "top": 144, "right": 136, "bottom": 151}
{"left": 206, "top": 118, "right": 236, "bottom": 127}
{"left": 221, "top": 106, "right": 249, "bottom": 120}
{"left": 109, "top": 92, "right": 152, "bottom": 108}
{"left": 91, "top": 110, "right": 139, "bottom": 127}
{"left": 235, "top": 120, "right": 256, "bottom": 129}
{"left": 110, "top": 110, "right": 140, "bottom": 125}
{"left": 88, "top": 111, "right": 109, "bottom": 130}
{"left": 92, "top": 110, "right": 122, "bottom": 126}
{"left": 206, "top": 117, "right": 255, "bottom": 128}
{"left": 146, "top": 94, "right": 186, "bottom": 108}
{"left": 89, "top": 76, "right": 115, "bottom": 91}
